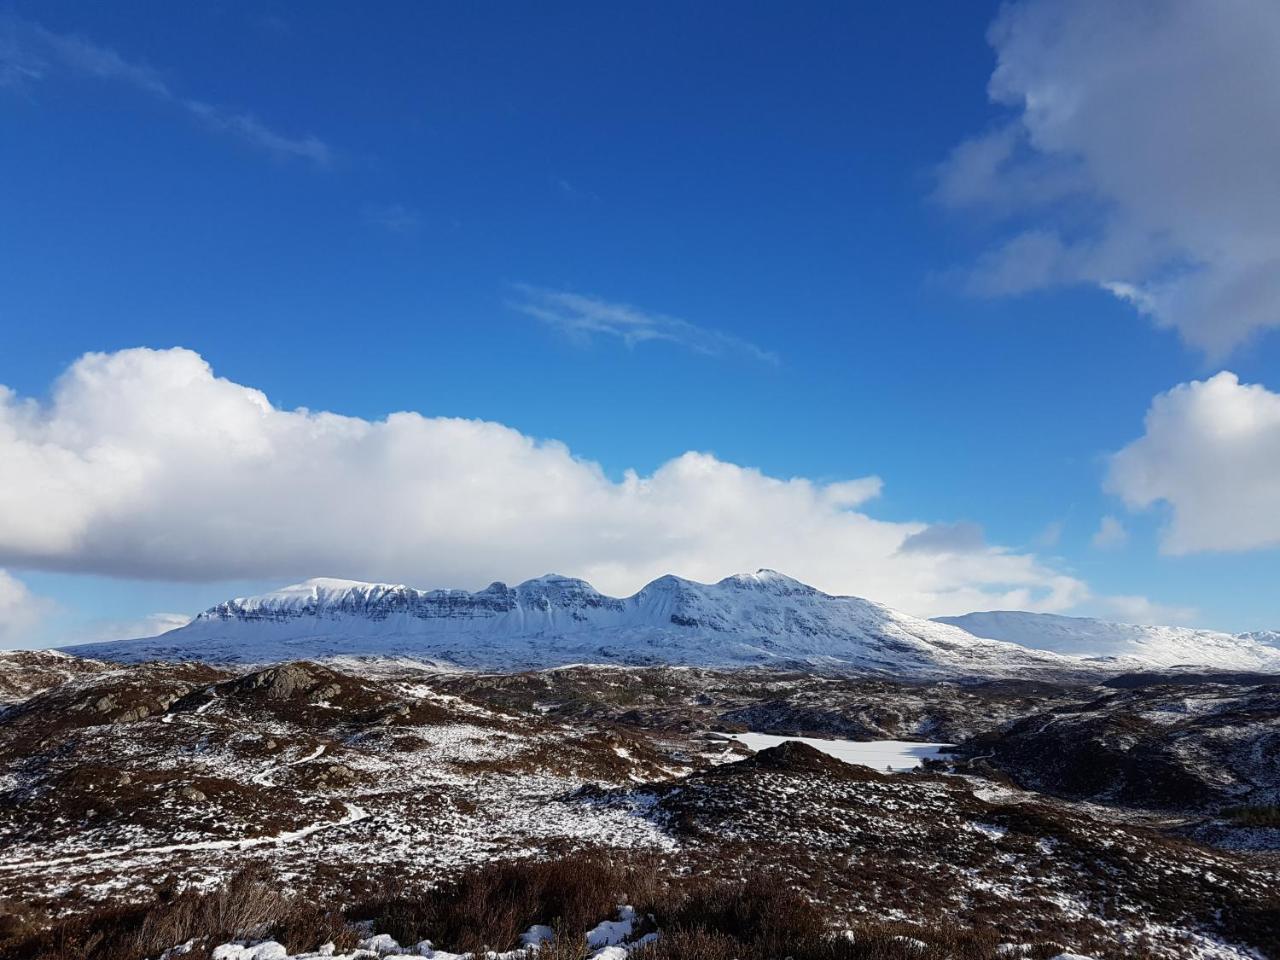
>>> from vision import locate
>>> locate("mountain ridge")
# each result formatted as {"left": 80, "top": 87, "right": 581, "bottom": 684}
{"left": 935, "top": 609, "right": 1280, "bottom": 672}
{"left": 59, "top": 570, "right": 1280, "bottom": 678}
{"left": 60, "top": 570, "right": 1084, "bottom": 678}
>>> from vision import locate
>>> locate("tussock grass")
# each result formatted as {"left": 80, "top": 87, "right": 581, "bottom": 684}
{"left": 0, "top": 869, "right": 353, "bottom": 960}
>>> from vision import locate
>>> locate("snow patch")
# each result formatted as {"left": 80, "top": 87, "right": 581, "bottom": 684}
{"left": 726, "top": 733, "right": 952, "bottom": 771}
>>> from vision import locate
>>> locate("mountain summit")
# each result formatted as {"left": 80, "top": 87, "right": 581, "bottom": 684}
{"left": 61, "top": 570, "right": 1083, "bottom": 678}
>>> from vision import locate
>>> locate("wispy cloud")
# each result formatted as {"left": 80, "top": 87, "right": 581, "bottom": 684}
{"left": 184, "top": 100, "right": 330, "bottom": 166}
{"left": 0, "top": 14, "right": 331, "bottom": 166}
{"left": 509, "top": 286, "right": 778, "bottom": 364}
{"left": 362, "top": 202, "right": 420, "bottom": 234}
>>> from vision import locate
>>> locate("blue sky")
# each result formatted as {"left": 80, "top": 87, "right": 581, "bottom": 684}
{"left": 3, "top": 0, "right": 1280, "bottom": 647}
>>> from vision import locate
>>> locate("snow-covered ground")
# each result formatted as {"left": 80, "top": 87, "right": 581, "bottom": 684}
{"left": 726, "top": 733, "right": 952, "bottom": 771}
{"left": 937, "top": 610, "right": 1280, "bottom": 670}
{"left": 7, "top": 656, "right": 1274, "bottom": 960}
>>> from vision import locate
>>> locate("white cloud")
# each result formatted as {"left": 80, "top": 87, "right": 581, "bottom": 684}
{"left": 510, "top": 287, "right": 778, "bottom": 364}
{"left": 899, "top": 521, "right": 986, "bottom": 554}
{"left": 0, "top": 347, "right": 1095, "bottom": 619}
{"left": 0, "top": 15, "right": 331, "bottom": 165}
{"left": 0, "top": 570, "right": 52, "bottom": 647}
{"left": 1095, "top": 594, "right": 1197, "bottom": 628}
{"left": 1107, "top": 371, "right": 1280, "bottom": 554}
{"left": 69, "top": 612, "right": 192, "bottom": 646}
{"left": 939, "top": 0, "right": 1280, "bottom": 355}
{"left": 1091, "top": 515, "right": 1128, "bottom": 551}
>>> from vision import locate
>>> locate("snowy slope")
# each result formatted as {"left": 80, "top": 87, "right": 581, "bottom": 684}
{"left": 61, "top": 570, "right": 1087, "bottom": 679}
{"left": 935, "top": 611, "right": 1280, "bottom": 672}
{"left": 1239, "top": 630, "right": 1280, "bottom": 650}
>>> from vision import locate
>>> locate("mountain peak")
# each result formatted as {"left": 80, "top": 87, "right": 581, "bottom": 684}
{"left": 719, "top": 569, "right": 815, "bottom": 593}
{"left": 271, "top": 577, "right": 404, "bottom": 597}
{"left": 516, "top": 573, "right": 597, "bottom": 590}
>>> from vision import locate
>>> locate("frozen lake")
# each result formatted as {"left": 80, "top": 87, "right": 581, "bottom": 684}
{"left": 727, "top": 733, "right": 953, "bottom": 771}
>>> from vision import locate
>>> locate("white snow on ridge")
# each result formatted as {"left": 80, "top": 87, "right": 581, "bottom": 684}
{"left": 61, "top": 570, "right": 1086, "bottom": 679}
{"left": 936, "top": 611, "right": 1280, "bottom": 672}
{"left": 59, "top": 570, "right": 1280, "bottom": 676}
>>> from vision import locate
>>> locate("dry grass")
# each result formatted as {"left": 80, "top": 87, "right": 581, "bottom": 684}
{"left": 351, "top": 850, "right": 664, "bottom": 954}
{"left": 0, "top": 849, "right": 1256, "bottom": 960}
{"left": 0, "top": 869, "right": 354, "bottom": 960}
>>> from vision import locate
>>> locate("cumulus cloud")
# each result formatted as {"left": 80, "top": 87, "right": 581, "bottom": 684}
{"left": 0, "top": 347, "right": 1094, "bottom": 618}
{"left": 1107, "top": 372, "right": 1280, "bottom": 554}
{"left": 1091, "top": 516, "right": 1128, "bottom": 551}
{"left": 938, "top": 0, "right": 1280, "bottom": 355}
{"left": 510, "top": 287, "right": 778, "bottom": 364}
{"left": 0, "top": 14, "right": 330, "bottom": 165}
{"left": 0, "top": 570, "right": 52, "bottom": 647}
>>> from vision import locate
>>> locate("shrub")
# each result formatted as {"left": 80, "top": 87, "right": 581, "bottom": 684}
{"left": 0, "top": 868, "right": 353, "bottom": 960}
{"left": 351, "top": 850, "right": 663, "bottom": 954}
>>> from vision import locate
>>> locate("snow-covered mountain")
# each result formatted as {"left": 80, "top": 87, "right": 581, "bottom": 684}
{"left": 61, "top": 570, "right": 1088, "bottom": 679}
{"left": 1239, "top": 630, "right": 1280, "bottom": 650}
{"left": 935, "top": 611, "right": 1280, "bottom": 672}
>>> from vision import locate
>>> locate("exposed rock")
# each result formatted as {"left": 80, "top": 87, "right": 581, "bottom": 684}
{"left": 228, "top": 663, "right": 335, "bottom": 700}
{"left": 320, "top": 764, "right": 358, "bottom": 785}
